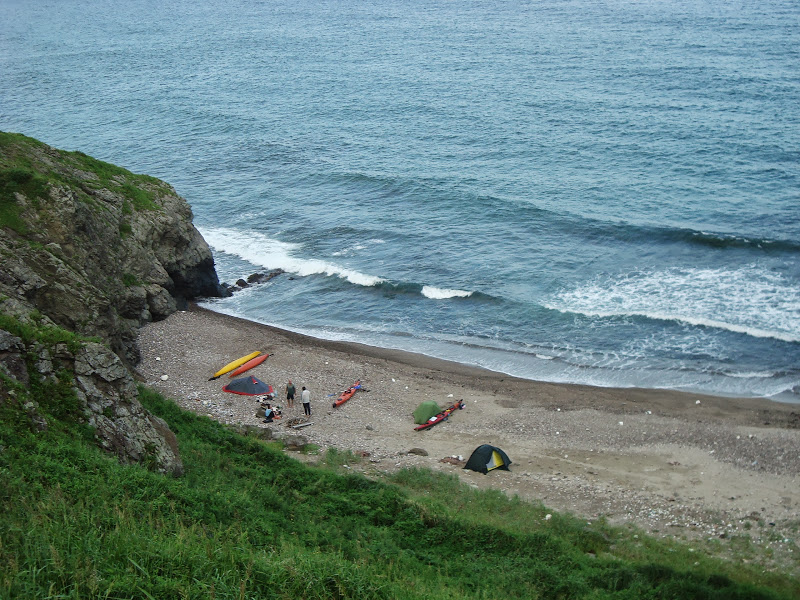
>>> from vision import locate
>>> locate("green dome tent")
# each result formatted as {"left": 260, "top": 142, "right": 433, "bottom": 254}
{"left": 412, "top": 401, "right": 441, "bottom": 425}
{"left": 464, "top": 444, "right": 512, "bottom": 474}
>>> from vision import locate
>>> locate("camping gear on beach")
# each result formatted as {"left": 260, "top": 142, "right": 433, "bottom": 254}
{"left": 256, "top": 403, "right": 282, "bottom": 419}
{"left": 208, "top": 351, "right": 261, "bottom": 380}
{"left": 464, "top": 444, "right": 511, "bottom": 474}
{"left": 228, "top": 353, "right": 272, "bottom": 378}
{"left": 414, "top": 400, "right": 465, "bottom": 431}
{"left": 412, "top": 401, "right": 441, "bottom": 425}
{"left": 223, "top": 375, "right": 274, "bottom": 396}
{"left": 332, "top": 380, "right": 362, "bottom": 408}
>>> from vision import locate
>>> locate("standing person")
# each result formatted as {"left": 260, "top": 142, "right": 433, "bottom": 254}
{"left": 286, "top": 380, "right": 296, "bottom": 408}
{"left": 301, "top": 386, "right": 311, "bottom": 416}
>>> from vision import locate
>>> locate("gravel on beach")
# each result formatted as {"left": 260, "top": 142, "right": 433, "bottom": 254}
{"left": 136, "top": 305, "right": 800, "bottom": 574}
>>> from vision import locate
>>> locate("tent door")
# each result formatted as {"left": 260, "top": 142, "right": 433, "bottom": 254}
{"left": 486, "top": 450, "right": 504, "bottom": 472}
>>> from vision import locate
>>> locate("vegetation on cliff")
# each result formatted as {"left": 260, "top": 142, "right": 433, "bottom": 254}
{"left": 0, "top": 132, "right": 167, "bottom": 232}
{"left": 0, "top": 132, "right": 224, "bottom": 366}
{"left": 0, "top": 134, "right": 223, "bottom": 477}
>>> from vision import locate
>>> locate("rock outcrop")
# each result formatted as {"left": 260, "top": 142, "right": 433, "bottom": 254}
{"left": 0, "top": 333, "right": 183, "bottom": 476}
{"left": 0, "top": 132, "right": 227, "bottom": 366}
{"left": 0, "top": 132, "right": 226, "bottom": 475}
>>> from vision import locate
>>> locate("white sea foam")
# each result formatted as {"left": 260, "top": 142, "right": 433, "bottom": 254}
{"left": 420, "top": 286, "right": 473, "bottom": 299}
{"left": 726, "top": 371, "right": 775, "bottom": 379}
{"left": 198, "top": 227, "right": 385, "bottom": 287}
{"left": 546, "top": 266, "right": 800, "bottom": 343}
{"left": 332, "top": 239, "right": 385, "bottom": 256}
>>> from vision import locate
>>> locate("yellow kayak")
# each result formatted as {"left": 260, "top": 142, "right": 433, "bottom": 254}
{"left": 208, "top": 351, "right": 261, "bottom": 380}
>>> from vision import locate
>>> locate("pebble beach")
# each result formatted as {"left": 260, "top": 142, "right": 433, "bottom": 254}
{"left": 136, "top": 305, "right": 800, "bottom": 573}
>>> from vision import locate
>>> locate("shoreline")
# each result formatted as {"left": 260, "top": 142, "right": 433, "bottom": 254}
{"left": 136, "top": 304, "right": 800, "bottom": 573}
{"left": 200, "top": 302, "right": 800, "bottom": 406}
{"left": 194, "top": 305, "right": 800, "bottom": 426}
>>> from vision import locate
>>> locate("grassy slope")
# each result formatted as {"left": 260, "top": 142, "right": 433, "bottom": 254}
{"left": 1, "top": 382, "right": 797, "bottom": 599}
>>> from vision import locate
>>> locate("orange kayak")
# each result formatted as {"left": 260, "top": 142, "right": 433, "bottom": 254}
{"left": 228, "top": 353, "right": 272, "bottom": 378}
{"left": 332, "top": 380, "right": 361, "bottom": 408}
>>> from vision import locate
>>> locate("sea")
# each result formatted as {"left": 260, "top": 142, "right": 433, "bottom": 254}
{"left": 2, "top": 0, "right": 799, "bottom": 402}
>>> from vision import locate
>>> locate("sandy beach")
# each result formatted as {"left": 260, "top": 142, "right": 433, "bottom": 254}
{"left": 136, "top": 305, "right": 799, "bottom": 571}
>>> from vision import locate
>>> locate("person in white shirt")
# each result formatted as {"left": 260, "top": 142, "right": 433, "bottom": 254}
{"left": 301, "top": 386, "right": 311, "bottom": 416}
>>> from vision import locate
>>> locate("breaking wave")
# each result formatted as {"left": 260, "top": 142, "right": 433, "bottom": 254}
{"left": 200, "top": 227, "right": 480, "bottom": 300}
{"left": 198, "top": 227, "right": 385, "bottom": 287}
{"left": 420, "top": 286, "right": 473, "bottom": 299}
{"left": 546, "top": 266, "right": 800, "bottom": 343}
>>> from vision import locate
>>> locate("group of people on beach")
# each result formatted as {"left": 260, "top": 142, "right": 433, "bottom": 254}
{"left": 284, "top": 379, "right": 312, "bottom": 416}
{"left": 261, "top": 379, "right": 311, "bottom": 423}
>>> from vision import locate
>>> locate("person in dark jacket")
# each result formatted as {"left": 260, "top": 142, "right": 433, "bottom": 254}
{"left": 286, "top": 380, "right": 296, "bottom": 408}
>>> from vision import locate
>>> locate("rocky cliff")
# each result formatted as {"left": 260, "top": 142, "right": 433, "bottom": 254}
{"left": 0, "top": 132, "right": 227, "bottom": 475}
{"left": 0, "top": 132, "right": 226, "bottom": 365}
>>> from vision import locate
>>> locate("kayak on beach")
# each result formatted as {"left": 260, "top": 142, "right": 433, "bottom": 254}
{"left": 414, "top": 399, "right": 465, "bottom": 431}
{"left": 228, "top": 353, "right": 272, "bottom": 378}
{"left": 208, "top": 351, "right": 260, "bottom": 380}
{"left": 332, "top": 380, "right": 362, "bottom": 408}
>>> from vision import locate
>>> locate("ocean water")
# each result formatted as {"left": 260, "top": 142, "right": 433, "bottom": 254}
{"left": 2, "top": 0, "right": 799, "bottom": 401}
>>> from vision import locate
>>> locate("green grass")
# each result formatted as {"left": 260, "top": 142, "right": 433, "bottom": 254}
{"left": 121, "top": 273, "right": 140, "bottom": 287}
{"left": 0, "top": 132, "right": 168, "bottom": 231}
{"left": 65, "top": 151, "right": 164, "bottom": 211}
{"left": 0, "top": 167, "right": 49, "bottom": 233}
{"left": 0, "top": 313, "right": 100, "bottom": 354}
{"left": 0, "top": 383, "right": 796, "bottom": 599}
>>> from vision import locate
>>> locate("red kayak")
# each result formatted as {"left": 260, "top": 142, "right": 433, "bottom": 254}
{"left": 414, "top": 400, "right": 465, "bottom": 431}
{"left": 228, "top": 353, "right": 272, "bottom": 378}
{"left": 332, "top": 380, "right": 361, "bottom": 408}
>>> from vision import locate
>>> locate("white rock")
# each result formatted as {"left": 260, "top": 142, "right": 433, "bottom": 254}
{"left": 160, "top": 374, "right": 169, "bottom": 381}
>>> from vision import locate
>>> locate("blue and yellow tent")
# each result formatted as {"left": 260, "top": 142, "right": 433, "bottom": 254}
{"left": 464, "top": 444, "right": 512, "bottom": 474}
